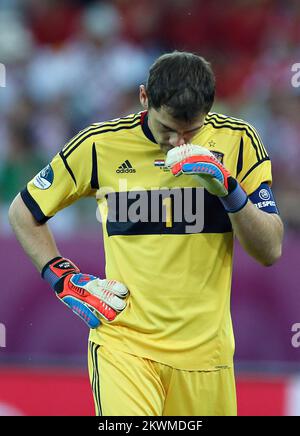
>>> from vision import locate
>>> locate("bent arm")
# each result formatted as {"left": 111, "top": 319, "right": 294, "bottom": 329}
{"left": 229, "top": 200, "right": 284, "bottom": 266}
{"left": 8, "top": 193, "right": 60, "bottom": 272}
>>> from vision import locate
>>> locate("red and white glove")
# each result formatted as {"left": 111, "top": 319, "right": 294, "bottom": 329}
{"left": 42, "top": 257, "right": 128, "bottom": 328}
{"left": 165, "top": 144, "right": 248, "bottom": 212}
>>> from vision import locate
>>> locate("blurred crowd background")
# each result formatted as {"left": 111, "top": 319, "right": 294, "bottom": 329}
{"left": 0, "top": 0, "right": 300, "bottom": 232}
{"left": 1, "top": 0, "right": 300, "bottom": 416}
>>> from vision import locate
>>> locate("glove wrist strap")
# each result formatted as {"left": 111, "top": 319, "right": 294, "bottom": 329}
{"left": 219, "top": 182, "right": 248, "bottom": 213}
{"left": 42, "top": 257, "right": 80, "bottom": 289}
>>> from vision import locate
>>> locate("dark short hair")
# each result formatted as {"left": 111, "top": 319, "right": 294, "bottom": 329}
{"left": 146, "top": 51, "right": 215, "bottom": 121}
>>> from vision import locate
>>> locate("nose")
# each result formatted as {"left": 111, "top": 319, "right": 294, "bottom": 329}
{"left": 169, "top": 133, "right": 186, "bottom": 147}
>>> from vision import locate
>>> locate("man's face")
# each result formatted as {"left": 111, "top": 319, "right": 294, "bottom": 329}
{"left": 139, "top": 84, "right": 206, "bottom": 154}
{"left": 147, "top": 107, "right": 206, "bottom": 154}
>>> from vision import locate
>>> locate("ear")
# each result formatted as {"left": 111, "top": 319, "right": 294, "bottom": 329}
{"left": 139, "top": 84, "right": 148, "bottom": 109}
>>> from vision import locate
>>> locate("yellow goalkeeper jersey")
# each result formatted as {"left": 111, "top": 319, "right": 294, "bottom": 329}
{"left": 21, "top": 111, "right": 272, "bottom": 370}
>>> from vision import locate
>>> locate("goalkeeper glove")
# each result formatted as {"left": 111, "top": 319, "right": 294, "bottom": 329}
{"left": 42, "top": 257, "right": 128, "bottom": 328}
{"left": 165, "top": 144, "right": 248, "bottom": 213}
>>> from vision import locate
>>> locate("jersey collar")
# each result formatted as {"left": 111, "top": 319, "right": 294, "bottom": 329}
{"left": 140, "top": 111, "right": 157, "bottom": 144}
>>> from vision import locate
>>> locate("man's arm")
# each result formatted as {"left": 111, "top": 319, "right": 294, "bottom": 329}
{"left": 229, "top": 200, "right": 283, "bottom": 266}
{"left": 8, "top": 193, "right": 60, "bottom": 271}
{"left": 166, "top": 144, "right": 284, "bottom": 267}
{"left": 9, "top": 193, "right": 128, "bottom": 328}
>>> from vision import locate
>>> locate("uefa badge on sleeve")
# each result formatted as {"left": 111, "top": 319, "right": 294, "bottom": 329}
{"left": 33, "top": 164, "right": 54, "bottom": 190}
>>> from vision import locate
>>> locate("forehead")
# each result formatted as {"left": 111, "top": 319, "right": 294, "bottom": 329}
{"left": 151, "top": 107, "right": 204, "bottom": 130}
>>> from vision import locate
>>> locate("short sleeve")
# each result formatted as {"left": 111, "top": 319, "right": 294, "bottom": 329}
{"left": 236, "top": 122, "right": 272, "bottom": 195}
{"left": 21, "top": 133, "right": 99, "bottom": 223}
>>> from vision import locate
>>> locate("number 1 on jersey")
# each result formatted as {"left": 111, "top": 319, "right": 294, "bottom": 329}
{"left": 163, "top": 196, "right": 173, "bottom": 228}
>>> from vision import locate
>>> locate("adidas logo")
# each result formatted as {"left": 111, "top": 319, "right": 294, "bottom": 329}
{"left": 116, "top": 160, "right": 136, "bottom": 173}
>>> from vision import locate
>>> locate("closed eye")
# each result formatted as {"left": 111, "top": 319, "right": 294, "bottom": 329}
{"left": 160, "top": 122, "right": 202, "bottom": 135}
{"left": 160, "top": 125, "right": 175, "bottom": 133}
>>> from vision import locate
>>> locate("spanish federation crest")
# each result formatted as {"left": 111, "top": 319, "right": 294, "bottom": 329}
{"left": 211, "top": 151, "right": 224, "bottom": 164}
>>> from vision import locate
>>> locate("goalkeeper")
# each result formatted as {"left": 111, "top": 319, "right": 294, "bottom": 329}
{"left": 8, "top": 51, "right": 283, "bottom": 416}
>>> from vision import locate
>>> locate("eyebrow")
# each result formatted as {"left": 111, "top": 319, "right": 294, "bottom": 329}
{"left": 159, "top": 122, "right": 202, "bottom": 133}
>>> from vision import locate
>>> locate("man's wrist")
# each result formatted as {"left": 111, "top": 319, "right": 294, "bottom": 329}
{"left": 219, "top": 178, "right": 248, "bottom": 213}
{"left": 42, "top": 257, "right": 80, "bottom": 290}
{"left": 41, "top": 257, "right": 63, "bottom": 278}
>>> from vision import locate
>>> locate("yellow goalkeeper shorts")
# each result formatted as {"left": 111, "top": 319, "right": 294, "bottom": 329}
{"left": 88, "top": 341, "right": 237, "bottom": 416}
